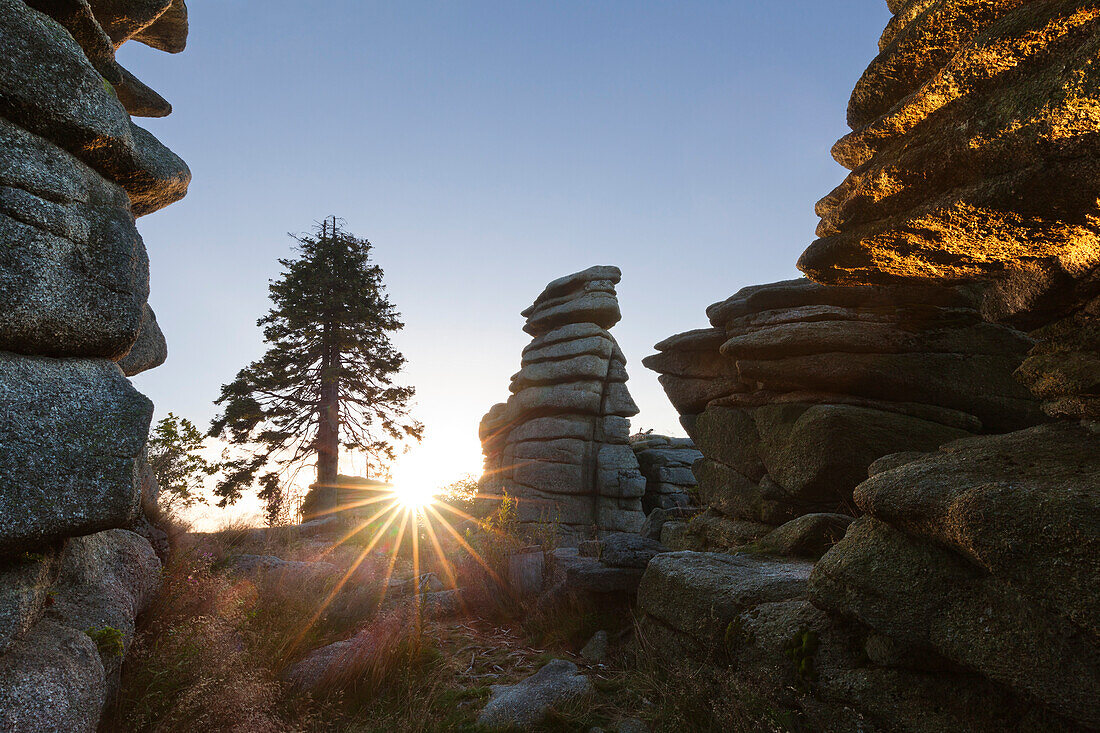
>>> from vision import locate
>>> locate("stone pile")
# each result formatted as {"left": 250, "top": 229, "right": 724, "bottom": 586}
{"left": 479, "top": 266, "right": 646, "bottom": 544}
{"left": 628, "top": 433, "right": 702, "bottom": 512}
{"left": 641, "top": 3, "right": 1099, "bottom": 730}
{"left": 0, "top": 1, "right": 189, "bottom": 729}
{"left": 643, "top": 276, "right": 1041, "bottom": 552}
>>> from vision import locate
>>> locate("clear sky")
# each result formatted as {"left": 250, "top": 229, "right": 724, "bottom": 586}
{"left": 119, "top": 1, "right": 891, "bottom": 525}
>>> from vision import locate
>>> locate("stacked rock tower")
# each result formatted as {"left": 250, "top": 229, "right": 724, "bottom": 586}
{"left": 480, "top": 266, "right": 647, "bottom": 545}
{"left": 0, "top": 1, "right": 190, "bottom": 729}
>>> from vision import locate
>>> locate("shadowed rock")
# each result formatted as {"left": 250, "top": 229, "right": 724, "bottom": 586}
{"left": 643, "top": 278, "right": 1040, "bottom": 549}
{"left": 477, "top": 659, "right": 594, "bottom": 731}
{"left": 630, "top": 433, "right": 702, "bottom": 512}
{"left": 0, "top": 355, "right": 153, "bottom": 553}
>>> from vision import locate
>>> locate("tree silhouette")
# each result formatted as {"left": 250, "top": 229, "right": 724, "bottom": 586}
{"left": 209, "top": 217, "right": 422, "bottom": 518}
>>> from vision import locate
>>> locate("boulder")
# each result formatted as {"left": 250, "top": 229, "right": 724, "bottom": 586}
{"left": 0, "top": 545, "right": 62, "bottom": 653}
{"left": 638, "top": 505, "right": 699, "bottom": 542}
{"left": 0, "top": 355, "right": 153, "bottom": 552}
{"left": 810, "top": 517, "right": 1099, "bottom": 729}
{"left": 45, "top": 529, "right": 160, "bottom": 695}
{"left": 0, "top": 116, "right": 148, "bottom": 358}
{"left": 477, "top": 659, "right": 593, "bottom": 731}
{"left": 678, "top": 509, "right": 771, "bottom": 552}
{"left": 728, "top": 599, "right": 1080, "bottom": 733}
{"left": 852, "top": 422, "right": 1100, "bottom": 637}
{"left": 420, "top": 589, "right": 464, "bottom": 618}
{"left": 594, "top": 532, "right": 666, "bottom": 569}
{"left": 116, "top": 304, "right": 167, "bottom": 376}
{"left": 636, "top": 551, "right": 812, "bottom": 659}
{"left": 580, "top": 630, "right": 609, "bottom": 663}
{"left": 284, "top": 630, "right": 374, "bottom": 693}
{"left": 644, "top": 277, "right": 1041, "bottom": 551}
{"left": 750, "top": 513, "right": 853, "bottom": 559}
{"left": 630, "top": 433, "right": 702, "bottom": 512}
{"left": 0, "top": 619, "right": 106, "bottom": 733}
{"left": 0, "top": 0, "right": 190, "bottom": 216}
{"left": 549, "top": 548, "right": 646, "bottom": 595}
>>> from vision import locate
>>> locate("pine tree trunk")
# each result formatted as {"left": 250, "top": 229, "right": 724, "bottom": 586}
{"left": 316, "top": 374, "right": 339, "bottom": 487}
{"left": 316, "top": 223, "right": 341, "bottom": 490}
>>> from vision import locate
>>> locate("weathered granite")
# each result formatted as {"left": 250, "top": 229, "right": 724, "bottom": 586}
{"left": 480, "top": 267, "right": 646, "bottom": 544}
{"left": 644, "top": 278, "right": 1041, "bottom": 550}
{"left": 630, "top": 433, "right": 702, "bottom": 512}
{"left": 797, "top": 0, "right": 1100, "bottom": 420}
{"left": 0, "top": 0, "right": 188, "bottom": 727}
{"left": 0, "top": 354, "right": 153, "bottom": 552}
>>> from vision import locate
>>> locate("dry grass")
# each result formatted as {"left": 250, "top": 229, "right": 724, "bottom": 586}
{"left": 108, "top": 497, "right": 794, "bottom": 732}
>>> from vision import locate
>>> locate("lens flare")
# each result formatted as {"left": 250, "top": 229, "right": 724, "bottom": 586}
{"left": 392, "top": 480, "right": 436, "bottom": 509}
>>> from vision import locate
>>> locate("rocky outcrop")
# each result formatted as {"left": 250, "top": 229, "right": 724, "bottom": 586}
{"left": 0, "top": 529, "right": 161, "bottom": 730}
{"left": 0, "top": 0, "right": 188, "bottom": 727}
{"left": 637, "top": 545, "right": 1085, "bottom": 731}
{"left": 643, "top": 277, "right": 1040, "bottom": 550}
{"left": 773, "top": 3, "right": 1100, "bottom": 729}
{"left": 637, "top": 551, "right": 813, "bottom": 659}
{"left": 796, "top": 0, "right": 1100, "bottom": 420}
{"left": 778, "top": 3, "right": 1100, "bottom": 728}
{"left": 629, "top": 433, "right": 702, "bottom": 512}
{"left": 479, "top": 266, "right": 646, "bottom": 544}
{"left": 0, "top": 354, "right": 153, "bottom": 553}
{"left": 809, "top": 422, "right": 1100, "bottom": 730}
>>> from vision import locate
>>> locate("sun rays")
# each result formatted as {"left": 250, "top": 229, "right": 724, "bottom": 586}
{"left": 282, "top": 475, "right": 521, "bottom": 659}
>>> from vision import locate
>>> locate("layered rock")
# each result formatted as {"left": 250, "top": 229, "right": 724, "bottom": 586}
{"left": 810, "top": 423, "right": 1100, "bottom": 730}
{"left": 781, "top": 4, "right": 1100, "bottom": 729}
{"left": 479, "top": 266, "right": 646, "bottom": 544}
{"left": 643, "top": 277, "right": 1041, "bottom": 550}
{"left": 629, "top": 433, "right": 702, "bottom": 512}
{"left": 797, "top": 0, "right": 1100, "bottom": 419}
{"left": 0, "top": 0, "right": 188, "bottom": 728}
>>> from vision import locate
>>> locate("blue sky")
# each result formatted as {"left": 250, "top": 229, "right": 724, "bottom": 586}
{"left": 119, "top": 1, "right": 890, "bottom": 516}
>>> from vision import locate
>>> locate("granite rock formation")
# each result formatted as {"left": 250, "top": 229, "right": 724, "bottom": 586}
{"left": 783, "top": 3, "right": 1100, "bottom": 729}
{"left": 629, "top": 433, "right": 702, "bottom": 512}
{"left": 0, "top": 0, "right": 189, "bottom": 728}
{"left": 797, "top": 0, "right": 1100, "bottom": 420}
{"left": 643, "top": 277, "right": 1041, "bottom": 551}
{"left": 479, "top": 266, "right": 646, "bottom": 544}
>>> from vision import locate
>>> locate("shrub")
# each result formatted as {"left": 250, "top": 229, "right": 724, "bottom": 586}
{"left": 86, "top": 626, "right": 125, "bottom": 658}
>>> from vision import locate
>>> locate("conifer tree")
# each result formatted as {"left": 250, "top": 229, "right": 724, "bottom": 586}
{"left": 209, "top": 218, "right": 422, "bottom": 517}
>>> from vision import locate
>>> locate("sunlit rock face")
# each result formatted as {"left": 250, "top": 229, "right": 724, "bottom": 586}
{"left": 797, "top": 0, "right": 1100, "bottom": 419}
{"left": 479, "top": 266, "right": 647, "bottom": 545}
{"left": 643, "top": 277, "right": 1042, "bottom": 551}
{"left": 0, "top": 1, "right": 188, "bottom": 728}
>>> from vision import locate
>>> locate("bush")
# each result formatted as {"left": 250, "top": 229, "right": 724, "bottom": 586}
{"left": 85, "top": 626, "right": 125, "bottom": 658}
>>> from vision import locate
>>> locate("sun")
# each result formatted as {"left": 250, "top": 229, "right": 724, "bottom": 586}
{"left": 392, "top": 480, "right": 437, "bottom": 509}
{"left": 388, "top": 456, "right": 445, "bottom": 510}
